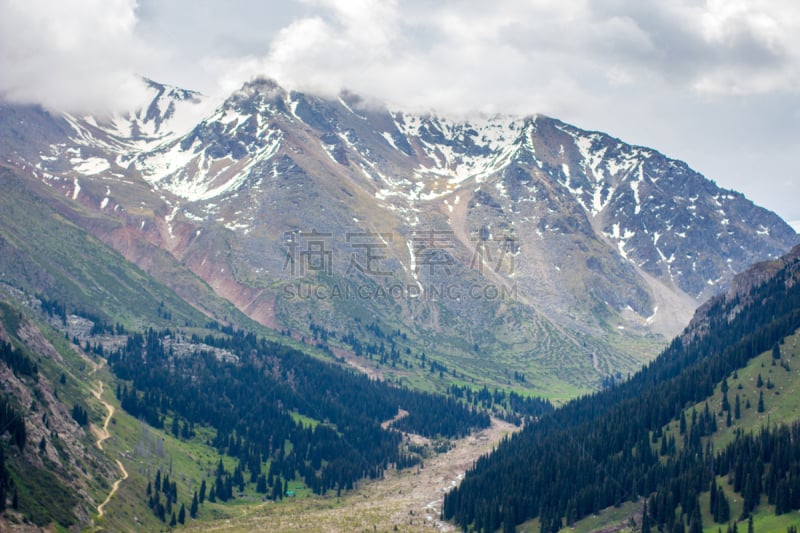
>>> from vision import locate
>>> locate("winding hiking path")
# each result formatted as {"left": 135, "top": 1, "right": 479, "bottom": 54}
{"left": 91, "top": 380, "right": 113, "bottom": 450}
{"left": 88, "top": 357, "right": 128, "bottom": 518}
{"left": 97, "top": 459, "right": 128, "bottom": 518}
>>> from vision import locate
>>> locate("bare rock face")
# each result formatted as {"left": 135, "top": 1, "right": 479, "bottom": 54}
{"left": 2, "top": 78, "right": 797, "bottom": 390}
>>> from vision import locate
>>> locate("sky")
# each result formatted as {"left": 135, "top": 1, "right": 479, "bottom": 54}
{"left": 1, "top": 0, "right": 799, "bottom": 226}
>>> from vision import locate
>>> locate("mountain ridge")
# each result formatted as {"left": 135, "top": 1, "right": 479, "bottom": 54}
{"left": 2, "top": 77, "right": 797, "bottom": 394}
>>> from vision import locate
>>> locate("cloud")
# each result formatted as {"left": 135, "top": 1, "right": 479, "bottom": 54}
{"left": 210, "top": 0, "right": 800, "bottom": 115}
{"left": 5, "top": 0, "right": 797, "bottom": 114}
{"left": 0, "top": 0, "right": 149, "bottom": 113}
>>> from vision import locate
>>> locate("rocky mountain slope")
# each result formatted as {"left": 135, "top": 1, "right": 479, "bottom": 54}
{"left": 1, "top": 78, "right": 796, "bottom": 394}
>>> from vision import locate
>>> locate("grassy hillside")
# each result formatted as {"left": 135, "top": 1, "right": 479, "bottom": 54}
{"left": 1, "top": 293, "right": 109, "bottom": 528}
{"left": 671, "top": 330, "right": 800, "bottom": 533}
{"left": 540, "top": 331, "right": 800, "bottom": 533}
{"left": 0, "top": 169, "right": 206, "bottom": 328}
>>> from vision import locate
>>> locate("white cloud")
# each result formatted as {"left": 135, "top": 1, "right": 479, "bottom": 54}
{"left": 0, "top": 0, "right": 149, "bottom": 113}
{"left": 205, "top": 0, "right": 796, "bottom": 116}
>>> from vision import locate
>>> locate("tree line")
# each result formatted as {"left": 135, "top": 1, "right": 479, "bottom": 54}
{"left": 107, "top": 327, "right": 489, "bottom": 497}
{"left": 443, "top": 252, "right": 800, "bottom": 532}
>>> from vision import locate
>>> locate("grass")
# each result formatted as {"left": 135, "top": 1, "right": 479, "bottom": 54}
{"left": 290, "top": 411, "right": 320, "bottom": 429}
{"left": 519, "top": 501, "right": 642, "bottom": 533}
{"left": 0, "top": 172, "right": 207, "bottom": 329}
{"left": 0, "top": 169, "right": 292, "bottom": 347}
{"left": 698, "top": 476, "right": 800, "bottom": 532}
{"left": 661, "top": 330, "right": 800, "bottom": 453}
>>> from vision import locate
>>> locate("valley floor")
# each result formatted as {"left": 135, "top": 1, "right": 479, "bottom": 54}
{"left": 195, "top": 417, "right": 517, "bottom": 532}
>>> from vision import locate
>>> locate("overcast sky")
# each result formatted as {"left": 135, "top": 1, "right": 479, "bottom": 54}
{"left": 1, "top": 0, "right": 798, "bottom": 225}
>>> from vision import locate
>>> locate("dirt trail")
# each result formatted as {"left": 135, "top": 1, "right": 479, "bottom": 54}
{"left": 97, "top": 459, "right": 129, "bottom": 518}
{"left": 381, "top": 408, "right": 409, "bottom": 429}
{"left": 87, "top": 356, "right": 128, "bottom": 518}
{"left": 91, "top": 380, "right": 114, "bottom": 450}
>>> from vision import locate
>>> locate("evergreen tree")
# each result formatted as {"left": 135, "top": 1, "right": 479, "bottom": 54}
{"left": 715, "top": 489, "right": 730, "bottom": 523}
{"left": 642, "top": 501, "right": 651, "bottom": 533}
{"left": 689, "top": 505, "right": 703, "bottom": 533}
{"left": 711, "top": 482, "right": 718, "bottom": 513}
{"left": 758, "top": 391, "right": 765, "bottom": 413}
{"left": 503, "top": 504, "right": 516, "bottom": 533}
{"left": 190, "top": 491, "right": 198, "bottom": 519}
{"left": 178, "top": 503, "right": 186, "bottom": 524}
{"left": 272, "top": 476, "right": 283, "bottom": 501}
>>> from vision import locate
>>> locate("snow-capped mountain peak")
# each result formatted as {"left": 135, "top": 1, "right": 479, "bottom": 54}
{"left": 23, "top": 77, "right": 800, "bottom": 343}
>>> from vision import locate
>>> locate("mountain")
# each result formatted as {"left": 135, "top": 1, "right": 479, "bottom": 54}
{"left": 1, "top": 77, "right": 800, "bottom": 532}
{"left": 1, "top": 78, "right": 797, "bottom": 395}
{"left": 443, "top": 243, "right": 800, "bottom": 532}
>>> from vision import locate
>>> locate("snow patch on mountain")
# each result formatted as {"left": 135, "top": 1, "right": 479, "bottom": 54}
{"left": 137, "top": 127, "right": 283, "bottom": 202}
{"left": 72, "top": 157, "right": 110, "bottom": 175}
{"left": 390, "top": 113, "right": 534, "bottom": 197}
